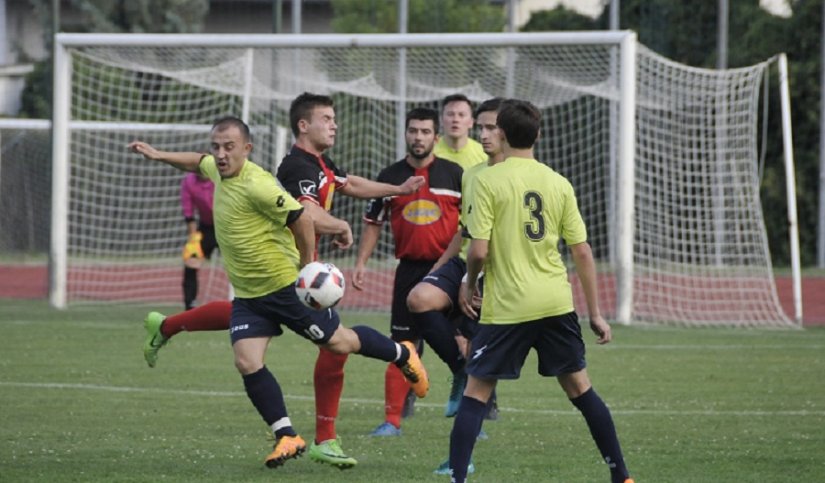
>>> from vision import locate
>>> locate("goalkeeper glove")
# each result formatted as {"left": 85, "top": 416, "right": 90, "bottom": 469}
{"left": 182, "top": 231, "right": 204, "bottom": 261}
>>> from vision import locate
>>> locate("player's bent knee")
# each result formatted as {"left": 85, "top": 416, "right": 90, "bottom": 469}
{"left": 322, "top": 326, "right": 358, "bottom": 354}
{"left": 407, "top": 284, "right": 448, "bottom": 313}
{"left": 557, "top": 369, "right": 591, "bottom": 398}
{"left": 234, "top": 356, "right": 262, "bottom": 375}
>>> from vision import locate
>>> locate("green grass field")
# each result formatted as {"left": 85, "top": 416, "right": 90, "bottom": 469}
{"left": 1, "top": 301, "right": 824, "bottom": 482}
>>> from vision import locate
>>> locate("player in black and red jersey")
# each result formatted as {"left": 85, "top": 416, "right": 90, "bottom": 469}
{"left": 351, "top": 107, "right": 465, "bottom": 437}
{"left": 278, "top": 93, "right": 429, "bottom": 468}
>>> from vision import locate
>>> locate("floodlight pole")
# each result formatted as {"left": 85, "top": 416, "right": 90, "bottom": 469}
{"left": 505, "top": 0, "right": 517, "bottom": 97}
{"left": 607, "top": 0, "right": 619, "bottom": 269}
{"left": 292, "top": 0, "right": 301, "bottom": 34}
{"left": 717, "top": 0, "right": 728, "bottom": 70}
{"left": 272, "top": 0, "right": 282, "bottom": 33}
{"left": 396, "top": 0, "right": 408, "bottom": 161}
{"left": 818, "top": 0, "right": 825, "bottom": 267}
{"left": 609, "top": 0, "right": 620, "bottom": 30}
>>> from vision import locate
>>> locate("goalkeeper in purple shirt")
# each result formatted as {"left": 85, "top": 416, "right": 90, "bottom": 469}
{"left": 180, "top": 172, "right": 217, "bottom": 310}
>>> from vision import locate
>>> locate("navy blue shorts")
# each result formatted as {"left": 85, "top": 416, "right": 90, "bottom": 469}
{"left": 391, "top": 259, "right": 436, "bottom": 340}
{"left": 229, "top": 283, "right": 340, "bottom": 345}
{"left": 419, "top": 256, "right": 466, "bottom": 312}
{"left": 465, "top": 312, "right": 586, "bottom": 379}
{"left": 419, "top": 256, "right": 481, "bottom": 337}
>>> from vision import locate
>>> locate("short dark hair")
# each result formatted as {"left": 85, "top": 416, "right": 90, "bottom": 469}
{"left": 289, "top": 92, "right": 334, "bottom": 136}
{"left": 212, "top": 116, "right": 251, "bottom": 142}
{"left": 405, "top": 107, "right": 439, "bottom": 132}
{"left": 496, "top": 99, "right": 541, "bottom": 149}
{"left": 440, "top": 93, "right": 473, "bottom": 114}
{"left": 475, "top": 97, "right": 504, "bottom": 118}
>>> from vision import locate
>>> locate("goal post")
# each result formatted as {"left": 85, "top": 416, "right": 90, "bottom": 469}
{"left": 47, "top": 31, "right": 798, "bottom": 327}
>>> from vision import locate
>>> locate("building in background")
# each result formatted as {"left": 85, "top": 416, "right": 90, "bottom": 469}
{"left": 0, "top": 0, "right": 336, "bottom": 116}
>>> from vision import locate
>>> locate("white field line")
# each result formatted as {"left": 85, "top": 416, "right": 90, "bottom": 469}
{"left": 3, "top": 321, "right": 823, "bottom": 350}
{"left": 601, "top": 344, "right": 825, "bottom": 350}
{"left": 1, "top": 381, "right": 823, "bottom": 417}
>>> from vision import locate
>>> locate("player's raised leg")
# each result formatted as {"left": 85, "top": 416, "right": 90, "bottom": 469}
{"left": 141, "top": 300, "right": 232, "bottom": 368}
{"left": 407, "top": 259, "right": 469, "bottom": 417}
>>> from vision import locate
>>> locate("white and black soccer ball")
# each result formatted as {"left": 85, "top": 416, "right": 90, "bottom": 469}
{"left": 295, "top": 261, "right": 345, "bottom": 310}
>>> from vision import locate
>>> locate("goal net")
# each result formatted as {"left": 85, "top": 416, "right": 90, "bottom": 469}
{"left": 45, "top": 32, "right": 796, "bottom": 327}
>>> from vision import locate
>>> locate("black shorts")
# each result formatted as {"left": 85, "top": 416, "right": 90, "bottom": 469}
{"left": 390, "top": 258, "right": 436, "bottom": 341}
{"left": 417, "top": 256, "right": 483, "bottom": 338}
{"left": 465, "top": 312, "right": 586, "bottom": 379}
{"left": 199, "top": 224, "right": 218, "bottom": 259}
{"left": 419, "top": 256, "right": 465, "bottom": 317}
{"left": 229, "top": 283, "right": 341, "bottom": 345}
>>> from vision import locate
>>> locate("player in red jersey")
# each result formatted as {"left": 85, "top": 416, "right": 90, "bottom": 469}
{"left": 351, "top": 107, "right": 465, "bottom": 437}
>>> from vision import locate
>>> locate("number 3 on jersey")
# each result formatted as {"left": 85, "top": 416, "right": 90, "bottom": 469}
{"left": 523, "top": 191, "right": 545, "bottom": 241}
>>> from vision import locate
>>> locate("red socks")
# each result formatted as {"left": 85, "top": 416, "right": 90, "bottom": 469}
{"left": 314, "top": 348, "right": 348, "bottom": 443}
{"left": 384, "top": 362, "right": 410, "bottom": 428}
{"left": 160, "top": 300, "right": 232, "bottom": 338}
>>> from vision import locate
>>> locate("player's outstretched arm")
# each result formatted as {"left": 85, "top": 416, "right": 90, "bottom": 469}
{"left": 341, "top": 174, "right": 425, "bottom": 199}
{"left": 570, "top": 241, "right": 612, "bottom": 344}
{"left": 351, "top": 222, "right": 381, "bottom": 291}
{"left": 128, "top": 141, "right": 202, "bottom": 172}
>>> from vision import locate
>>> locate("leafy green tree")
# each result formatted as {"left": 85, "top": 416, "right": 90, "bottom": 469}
{"left": 523, "top": 0, "right": 820, "bottom": 266}
{"left": 521, "top": 5, "right": 598, "bottom": 32}
{"left": 771, "top": 0, "right": 823, "bottom": 266}
{"left": 20, "top": 62, "right": 52, "bottom": 119}
{"left": 19, "top": 0, "right": 209, "bottom": 118}
{"left": 69, "top": 0, "right": 208, "bottom": 33}
{"left": 331, "top": 0, "right": 505, "bottom": 33}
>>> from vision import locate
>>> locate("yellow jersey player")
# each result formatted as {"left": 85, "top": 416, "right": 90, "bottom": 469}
{"left": 450, "top": 100, "right": 633, "bottom": 483}
{"left": 433, "top": 93, "right": 487, "bottom": 171}
{"left": 129, "top": 117, "right": 429, "bottom": 470}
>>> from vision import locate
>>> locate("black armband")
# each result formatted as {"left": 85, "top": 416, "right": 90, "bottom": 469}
{"left": 285, "top": 207, "right": 304, "bottom": 226}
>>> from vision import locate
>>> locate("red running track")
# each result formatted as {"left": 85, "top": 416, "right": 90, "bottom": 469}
{"left": 1, "top": 264, "right": 822, "bottom": 326}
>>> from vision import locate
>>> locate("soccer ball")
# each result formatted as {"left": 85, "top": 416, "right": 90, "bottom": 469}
{"left": 295, "top": 261, "right": 346, "bottom": 310}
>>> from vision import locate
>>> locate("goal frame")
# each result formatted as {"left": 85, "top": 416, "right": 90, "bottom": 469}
{"left": 49, "top": 31, "right": 800, "bottom": 326}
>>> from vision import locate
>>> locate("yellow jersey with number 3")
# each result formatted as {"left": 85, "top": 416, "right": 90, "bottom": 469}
{"left": 466, "top": 156, "right": 587, "bottom": 324}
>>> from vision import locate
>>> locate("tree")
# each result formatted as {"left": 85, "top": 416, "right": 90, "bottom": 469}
{"left": 773, "top": 0, "right": 823, "bottom": 267}
{"left": 523, "top": 0, "right": 819, "bottom": 266}
{"left": 331, "top": 0, "right": 505, "bottom": 34}
{"left": 521, "top": 5, "right": 598, "bottom": 32}
{"left": 69, "top": 0, "right": 208, "bottom": 33}
{"left": 19, "top": 0, "right": 209, "bottom": 118}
